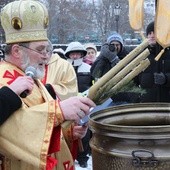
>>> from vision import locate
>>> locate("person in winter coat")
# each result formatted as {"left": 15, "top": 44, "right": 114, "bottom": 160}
{"left": 83, "top": 43, "right": 97, "bottom": 65}
{"left": 65, "top": 41, "right": 94, "bottom": 168}
{"left": 107, "top": 32, "right": 128, "bottom": 60}
{"left": 65, "top": 41, "right": 93, "bottom": 93}
{"left": 91, "top": 32, "right": 142, "bottom": 105}
{"left": 135, "top": 21, "right": 170, "bottom": 102}
{"left": 91, "top": 32, "right": 128, "bottom": 78}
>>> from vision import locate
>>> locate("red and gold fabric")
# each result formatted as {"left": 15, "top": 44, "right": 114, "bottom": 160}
{"left": 0, "top": 62, "right": 75, "bottom": 170}
{"left": 42, "top": 54, "right": 79, "bottom": 160}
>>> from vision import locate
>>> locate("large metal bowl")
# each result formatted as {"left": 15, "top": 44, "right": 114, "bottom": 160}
{"left": 89, "top": 103, "right": 170, "bottom": 170}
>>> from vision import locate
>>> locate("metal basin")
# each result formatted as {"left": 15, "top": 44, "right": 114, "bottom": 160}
{"left": 89, "top": 103, "right": 170, "bottom": 170}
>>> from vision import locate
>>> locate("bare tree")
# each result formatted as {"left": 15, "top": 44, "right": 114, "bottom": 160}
{"left": 48, "top": 0, "right": 95, "bottom": 44}
{"left": 40, "top": 0, "right": 155, "bottom": 44}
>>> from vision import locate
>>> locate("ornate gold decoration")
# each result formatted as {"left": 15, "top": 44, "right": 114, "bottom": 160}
{"left": 0, "top": 0, "right": 49, "bottom": 43}
{"left": 11, "top": 17, "right": 22, "bottom": 30}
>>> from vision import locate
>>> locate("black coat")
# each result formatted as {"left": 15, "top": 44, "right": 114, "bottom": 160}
{"left": 73, "top": 62, "right": 93, "bottom": 93}
{"left": 91, "top": 47, "right": 128, "bottom": 78}
{"left": 0, "top": 86, "right": 22, "bottom": 125}
{"left": 77, "top": 72, "right": 93, "bottom": 92}
{"left": 135, "top": 44, "right": 170, "bottom": 102}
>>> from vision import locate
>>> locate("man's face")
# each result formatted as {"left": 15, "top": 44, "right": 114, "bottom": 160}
{"left": 110, "top": 41, "right": 121, "bottom": 53}
{"left": 69, "top": 52, "right": 82, "bottom": 59}
{"left": 20, "top": 41, "right": 52, "bottom": 78}
{"left": 147, "top": 31, "right": 156, "bottom": 46}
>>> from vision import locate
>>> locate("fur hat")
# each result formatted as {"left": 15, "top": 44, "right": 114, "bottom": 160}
{"left": 1, "top": 0, "right": 49, "bottom": 44}
{"left": 107, "top": 33, "right": 124, "bottom": 46}
{"left": 146, "top": 21, "right": 154, "bottom": 36}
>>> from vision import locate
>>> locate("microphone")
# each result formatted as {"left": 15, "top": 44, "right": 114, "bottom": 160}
{"left": 20, "top": 66, "right": 36, "bottom": 98}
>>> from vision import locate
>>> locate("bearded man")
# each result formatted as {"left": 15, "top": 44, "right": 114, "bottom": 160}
{"left": 0, "top": 0, "right": 95, "bottom": 169}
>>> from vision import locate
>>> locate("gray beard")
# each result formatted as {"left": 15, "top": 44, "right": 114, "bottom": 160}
{"left": 21, "top": 55, "right": 45, "bottom": 79}
{"left": 36, "top": 67, "right": 45, "bottom": 79}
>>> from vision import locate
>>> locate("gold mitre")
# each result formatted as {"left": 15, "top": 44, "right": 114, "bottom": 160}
{"left": 0, "top": 0, "right": 49, "bottom": 44}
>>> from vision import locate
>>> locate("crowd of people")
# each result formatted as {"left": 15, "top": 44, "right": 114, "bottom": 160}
{"left": 0, "top": 0, "right": 169, "bottom": 170}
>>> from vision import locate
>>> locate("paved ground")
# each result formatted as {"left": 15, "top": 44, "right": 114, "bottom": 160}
{"left": 75, "top": 155, "right": 92, "bottom": 170}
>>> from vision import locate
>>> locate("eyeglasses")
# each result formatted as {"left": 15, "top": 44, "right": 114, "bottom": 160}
{"left": 19, "top": 44, "right": 53, "bottom": 56}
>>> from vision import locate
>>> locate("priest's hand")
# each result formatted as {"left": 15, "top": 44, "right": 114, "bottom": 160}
{"left": 73, "top": 125, "right": 88, "bottom": 140}
{"left": 60, "top": 96, "right": 95, "bottom": 124}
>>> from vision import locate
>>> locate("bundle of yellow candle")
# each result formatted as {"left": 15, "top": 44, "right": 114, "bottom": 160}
{"left": 88, "top": 39, "right": 150, "bottom": 104}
